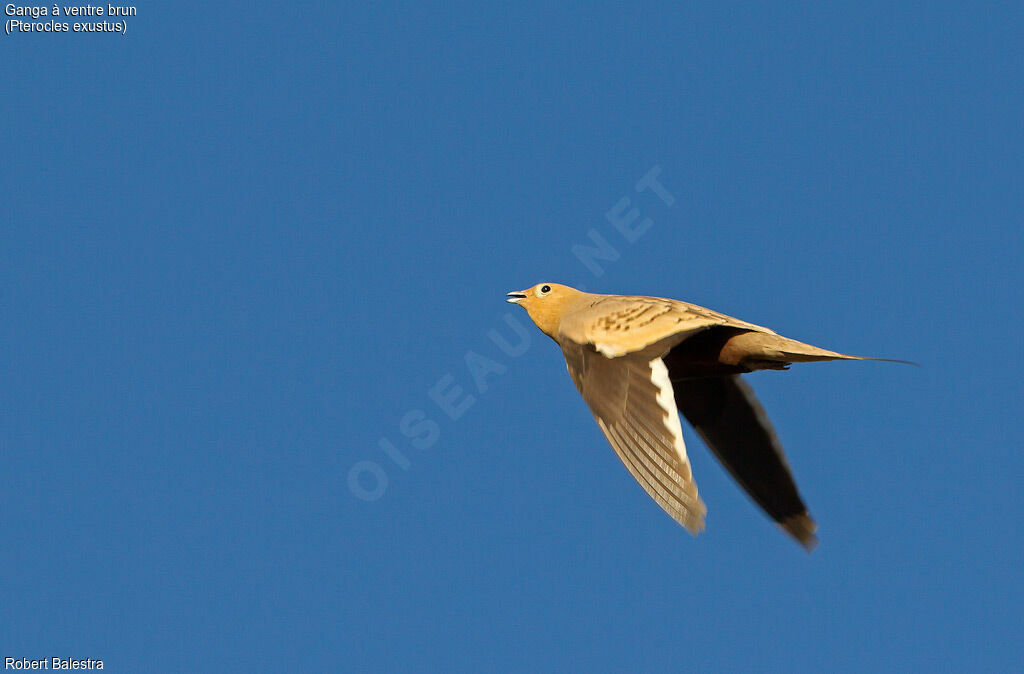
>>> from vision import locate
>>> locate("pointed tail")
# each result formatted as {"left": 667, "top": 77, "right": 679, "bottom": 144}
{"left": 722, "top": 331, "right": 918, "bottom": 368}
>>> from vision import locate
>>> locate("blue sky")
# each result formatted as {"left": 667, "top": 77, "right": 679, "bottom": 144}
{"left": 2, "top": 2, "right": 1022, "bottom": 671}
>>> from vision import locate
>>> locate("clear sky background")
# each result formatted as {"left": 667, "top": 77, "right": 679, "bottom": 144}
{"left": 2, "top": 2, "right": 1022, "bottom": 672}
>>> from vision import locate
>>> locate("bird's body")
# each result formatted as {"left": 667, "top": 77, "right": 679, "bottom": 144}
{"left": 507, "top": 282, "right": 901, "bottom": 550}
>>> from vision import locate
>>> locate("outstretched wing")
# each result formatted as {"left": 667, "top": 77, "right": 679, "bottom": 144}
{"left": 561, "top": 342, "right": 706, "bottom": 534}
{"left": 559, "top": 294, "right": 775, "bottom": 358}
{"left": 671, "top": 374, "right": 817, "bottom": 549}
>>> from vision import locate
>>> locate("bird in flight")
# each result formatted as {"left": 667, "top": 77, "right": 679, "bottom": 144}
{"left": 507, "top": 282, "right": 907, "bottom": 550}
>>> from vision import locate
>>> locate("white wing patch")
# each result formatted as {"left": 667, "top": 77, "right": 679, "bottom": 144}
{"left": 649, "top": 357, "right": 691, "bottom": 471}
{"left": 594, "top": 342, "right": 629, "bottom": 358}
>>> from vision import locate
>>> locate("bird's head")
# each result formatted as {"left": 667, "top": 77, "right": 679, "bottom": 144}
{"left": 505, "top": 282, "right": 585, "bottom": 338}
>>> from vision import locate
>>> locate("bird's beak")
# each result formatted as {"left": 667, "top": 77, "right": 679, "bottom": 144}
{"left": 506, "top": 291, "right": 527, "bottom": 304}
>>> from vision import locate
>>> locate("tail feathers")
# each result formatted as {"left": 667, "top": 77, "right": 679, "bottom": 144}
{"left": 843, "top": 355, "right": 920, "bottom": 366}
{"left": 779, "top": 350, "right": 918, "bottom": 366}
{"left": 776, "top": 350, "right": 919, "bottom": 367}
{"left": 722, "top": 332, "right": 918, "bottom": 368}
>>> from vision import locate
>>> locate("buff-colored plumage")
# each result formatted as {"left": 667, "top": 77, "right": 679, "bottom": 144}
{"left": 508, "top": 282, "right": 904, "bottom": 550}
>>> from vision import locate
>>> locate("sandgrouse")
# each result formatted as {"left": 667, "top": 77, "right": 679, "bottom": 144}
{"left": 507, "top": 282, "right": 906, "bottom": 550}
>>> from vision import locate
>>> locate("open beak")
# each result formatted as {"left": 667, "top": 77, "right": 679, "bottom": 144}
{"left": 506, "top": 291, "right": 527, "bottom": 304}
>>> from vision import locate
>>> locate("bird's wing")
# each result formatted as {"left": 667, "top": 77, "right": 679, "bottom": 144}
{"left": 560, "top": 295, "right": 775, "bottom": 358}
{"left": 561, "top": 341, "right": 706, "bottom": 534}
{"left": 671, "top": 374, "right": 817, "bottom": 549}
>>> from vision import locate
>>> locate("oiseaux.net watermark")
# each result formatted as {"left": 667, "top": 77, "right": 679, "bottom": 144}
{"left": 347, "top": 166, "right": 676, "bottom": 502}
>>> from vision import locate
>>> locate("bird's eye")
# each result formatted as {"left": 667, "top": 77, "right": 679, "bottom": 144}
{"left": 540, "top": 285, "right": 551, "bottom": 294}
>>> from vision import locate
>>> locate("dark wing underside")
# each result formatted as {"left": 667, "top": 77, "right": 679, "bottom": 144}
{"left": 669, "top": 372, "right": 818, "bottom": 550}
